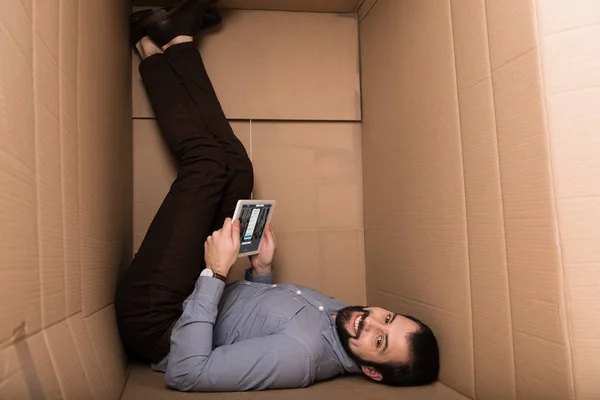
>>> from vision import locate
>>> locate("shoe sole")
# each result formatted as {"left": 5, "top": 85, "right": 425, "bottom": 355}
{"left": 142, "top": 0, "right": 199, "bottom": 27}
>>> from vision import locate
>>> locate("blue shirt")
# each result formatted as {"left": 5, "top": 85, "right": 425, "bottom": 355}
{"left": 151, "top": 269, "right": 361, "bottom": 391}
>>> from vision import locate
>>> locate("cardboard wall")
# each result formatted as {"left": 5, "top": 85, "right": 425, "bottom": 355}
{"left": 132, "top": 10, "right": 367, "bottom": 306}
{"left": 535, "top": 1, "right": 600, "bottom": 398}
{"left": 361, "top": 0, "right": 600, "bottom": 399}
{"left": 0, "top": 0, "right": 132, "bottom": 398}
{"left": 360, "top": 1, "right": 474, "bottom": 396}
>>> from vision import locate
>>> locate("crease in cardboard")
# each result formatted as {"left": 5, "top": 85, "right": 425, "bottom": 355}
{"left": 334, "top": 12, "right": 359, "bottom": 20}
{"left": 492, "top": 47, "right": 538, "bottom": 75}
{"left": 370, "top": 288, "right": 456, "bottom": 314}
{"left": 482, "top": 0, "right": 519, "bottom": 395}
{"left": 446, "top": 2, "right": 477, "bottom": 396}
{"left": 12, "top": 324, "right": 45, "bottom": 400}
{"left": 358, "top": 0, "right": 378, "bottom": 21}
{"left": 532, "top": 3, "right": 577, "bottom": 396}
{"left": 354, "top": 0, "right": 365, "bottom": 13}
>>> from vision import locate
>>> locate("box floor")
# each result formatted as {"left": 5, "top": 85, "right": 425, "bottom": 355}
{"left": 121, "top": 364, "right": 468, "bottom": 399}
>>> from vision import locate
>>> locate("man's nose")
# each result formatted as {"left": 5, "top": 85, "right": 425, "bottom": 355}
{"left": 364, "top": 316, "right": 381, "bottom": 332}
{"left": 363, "top": 315, "right": 377, "bottom": 332}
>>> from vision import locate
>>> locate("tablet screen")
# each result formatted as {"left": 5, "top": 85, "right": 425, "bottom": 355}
{"left": 238, "top": 203, "right": 273, "bottom": 254}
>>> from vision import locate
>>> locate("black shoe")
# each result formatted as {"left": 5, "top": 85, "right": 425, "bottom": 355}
{"left": 130, "top": 6, "right": 220, "bottom": 48}
{"left": 143, "top": 0, "right": 216, "bottom": 47}
{"left": 129, "top": 9, "right": 155, "bottom": 46}
{"left": 202, "top": 5, "right": 222, "bottom": 31}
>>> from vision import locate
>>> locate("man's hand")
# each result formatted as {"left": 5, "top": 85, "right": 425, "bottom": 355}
{"left": 204, "top": 218, "right": 241, "bottom": 277}
{"left": 250, "top": 224, "right": 276, "bottom": 276}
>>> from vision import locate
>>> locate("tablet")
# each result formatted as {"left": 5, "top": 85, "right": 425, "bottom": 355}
{"left": 232, "top": 200, "right": 276, "bottom": 257}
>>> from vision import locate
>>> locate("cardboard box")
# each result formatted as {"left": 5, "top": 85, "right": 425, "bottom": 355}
{"left": 1, "top": 0, "right": 599, "bottom": 399}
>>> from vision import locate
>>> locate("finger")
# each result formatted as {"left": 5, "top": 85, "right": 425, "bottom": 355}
{"left": 232, "top": 219, "right": 241, "bottom": 249}
{"left": 222, "top": 218, "right": 232, "bottom": 237}
{"left": 266, "top": 224, "right": 275, "bottom": 244}
{"left": 263, "top": 225, "right": 272, "bottom": 244}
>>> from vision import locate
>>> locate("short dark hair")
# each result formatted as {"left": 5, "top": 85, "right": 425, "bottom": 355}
{"left": 361, "top": 315, "right": 440, "bottom": 386}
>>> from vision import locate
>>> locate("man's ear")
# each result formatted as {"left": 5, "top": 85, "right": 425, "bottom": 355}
{"left": 361, "top": 365, "right": 383, "bottom": 382}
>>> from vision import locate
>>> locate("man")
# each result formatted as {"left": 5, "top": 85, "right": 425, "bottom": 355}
{"left": 115, "top": 0, "right": 440, "bottom": 392}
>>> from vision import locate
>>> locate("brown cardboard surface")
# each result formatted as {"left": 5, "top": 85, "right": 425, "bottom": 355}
{"left": 536, "top": 0, "right": 600, "bottom": 36}
{"left": 485, "top": 0, "right": 537, "bottom": 71}
{"left": 61, "top": 76, "right": 83, "bottom": 316}
{"left": 491, "top": 49, "right": 574, "bottom": 399}
{"left": 0, "top": 21, "right": 42, "bottom": 350}
{"left": 45, "top": 321, "right": 94, "bottom": 399}
{"left": 60, "top": 0, "right": 81, "bottom": 317}
{"left": 133, "top": 10, "right": 360, "bottom": 121}
{"left": 87, "top": 306, "right": 129, "bottom": 399}
{"left": 0, "top": 344, "right": 31, "bottom": 400}
{"left": 455, "top": 77, "right": 517, "bottom": 400}
{"left": 358, "top": 0, "right": 378, "bottom": 20}
{"left": 3, "top": 0, "right": 33, "bottom": 66}
{"left": 0, "top": 0, "right": 132, "bottom": 398}
{"left": 270, "top": 230, "right": 366, "bottom": 305}
{"left": 536, "top": 2, "right": 600, "bottom": 397}
{"left": 450, "top": 0, "right": 491, "bottom": 90}
{"left": 34, "top": 23, "right": 66, "bottom": 328}
{"left": 360, "top": 1, "right": 474, "bottom": 397}
{"left": 78, "top": 0, "right": 133, "bottom": 317}
{"left": 252, "top": 122, "right": 365, "bottom": 304}
{"left": 23, "top": 332, "right": 62, "bottom": 398}
{"left": 1, "top": 337, "right": 57, "bottom": 400}
{"left": 221, "top": 0, "right": 361, "bottom": 12}
{"left": 68, "top": 314, "right": 109, "bottom": 399}
{"left": 122, "top": 363, "right": 469, "bottom": 400}
{"left": 251, "top": 122, "right": 363, "bottom": 231}
{"left": 537, "top": 25, "right": 600, "bottom": 95}
{"left": 133, "top": 0, "right": 362, "bottom": 13}
{"left": 450, "top": 1, "right": 517, "bottom": 398}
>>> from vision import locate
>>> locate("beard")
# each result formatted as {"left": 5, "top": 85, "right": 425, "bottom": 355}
{"left": 335, "top": 306, "right": 371, "bottom": 365}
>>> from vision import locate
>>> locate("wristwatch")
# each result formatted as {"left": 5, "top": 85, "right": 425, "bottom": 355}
{"left": 200, "top": 267, "right": 227, "bottom": 283}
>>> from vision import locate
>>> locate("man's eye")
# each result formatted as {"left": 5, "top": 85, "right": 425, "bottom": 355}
{"left": 376, "top": 336, "right": 382, "bottom": 347}
{"left": 385, "top": 314, "right": 391, "bottom": 324}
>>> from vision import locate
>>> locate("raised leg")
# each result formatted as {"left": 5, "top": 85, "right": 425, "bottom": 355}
{"left": 115, "top": 38, "right": 231, "bottom": 363}
{"left": 162, "top": 42, "right": 254, "bottom": 232}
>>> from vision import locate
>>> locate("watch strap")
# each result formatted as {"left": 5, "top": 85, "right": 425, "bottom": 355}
{"left": 212, "top": 270, "right": 227, "bottom": 283}
{"left": 204, "top": 266, "right": 227, "bottom": 283}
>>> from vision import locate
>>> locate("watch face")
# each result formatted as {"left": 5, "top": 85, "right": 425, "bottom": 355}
{"left": 201, "top": 268, "right": 214, "bottom": 277}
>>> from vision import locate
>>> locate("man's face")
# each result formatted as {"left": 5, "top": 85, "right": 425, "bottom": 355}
{"left": 335, "top": 306, "right": 420, "bottom": 369}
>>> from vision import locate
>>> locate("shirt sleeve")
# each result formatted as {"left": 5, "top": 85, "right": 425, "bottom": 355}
{"left": 244, "top": 267, "right": 274, "bottom": 285}
{"left": 165, "top": 276, "right": 312, "bottom": 392}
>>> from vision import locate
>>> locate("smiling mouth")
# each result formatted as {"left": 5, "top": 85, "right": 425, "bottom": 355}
{"left": 352, "top": 313, "right": 364, "bottom": 337}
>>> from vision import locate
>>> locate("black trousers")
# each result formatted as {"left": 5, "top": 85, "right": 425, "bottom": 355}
{"left": 115, "top": 43, "right": 253, "bottom": 363}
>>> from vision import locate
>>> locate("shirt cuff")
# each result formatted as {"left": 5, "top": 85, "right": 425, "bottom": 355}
{"left": 191, "top": 276, "right": 226, "bottom": 303}
{"left": 245, "top": 268, "right": 274, "bottom": 284}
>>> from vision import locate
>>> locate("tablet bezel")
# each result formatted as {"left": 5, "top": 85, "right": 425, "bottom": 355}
{"left": 232, "top": 199, "right": 277, "bottom": 257}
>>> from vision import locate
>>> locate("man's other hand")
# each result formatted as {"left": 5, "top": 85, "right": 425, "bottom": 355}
{"left": 250, "top": 224, "right": 276, "bottom": 276}
{"left": 204, "top": 218, "right": 241, "bottom": 277}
